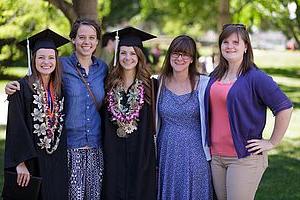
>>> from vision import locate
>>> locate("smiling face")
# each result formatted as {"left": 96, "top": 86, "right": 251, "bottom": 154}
{"left": 221, "top": 32, "right": 247, "bottom": 66}
{"left": 35, "top": 48, "right": 56, "bottom": 77}
{"left": 119, "top": 46, "right": 139, "bottom": 72}
{"left": 72, "top": 24, "right": 99, "bottom": 58}
{"left": 170, "top": 51, "right": 192, "bottom": 73}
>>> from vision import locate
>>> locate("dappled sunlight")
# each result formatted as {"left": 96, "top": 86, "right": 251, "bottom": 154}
{"left": 256, "top": 154, "right": 300, "bottom": 200}
{"left": 254, "top": 49, "right": 300, "bottom": 68}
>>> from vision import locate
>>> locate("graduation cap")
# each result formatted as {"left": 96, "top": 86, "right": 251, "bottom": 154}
{"left": 19, "top": 28, "right": 69, "bottom": 75}
{"left": 109, "top": 26, "right": 156, "bottom": 66}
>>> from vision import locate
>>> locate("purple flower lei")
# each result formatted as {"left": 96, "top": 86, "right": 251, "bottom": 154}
{"left": 107, "top": 79, "right": 145, "bottom": 137}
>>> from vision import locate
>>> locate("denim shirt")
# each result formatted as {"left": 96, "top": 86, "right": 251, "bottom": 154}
{"left": 60, "top": 53, "right": 107, "bottom": 149}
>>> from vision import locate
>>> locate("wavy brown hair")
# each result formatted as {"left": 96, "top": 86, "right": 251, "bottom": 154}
{"left": 105, "top": 46, "right": 152, "bottom": 104}
{"left": 212, "top": 24, "right": 256, "bottom": 80}
{"left": 160, "top": 35, "right": 200, "bottom": 90}
{"left": 27, "top": 50, "right": 62, "bottom": 97}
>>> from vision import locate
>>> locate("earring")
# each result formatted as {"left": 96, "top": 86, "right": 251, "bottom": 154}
{"left": 244, "top": 49, "right": 247, "bottom": 53}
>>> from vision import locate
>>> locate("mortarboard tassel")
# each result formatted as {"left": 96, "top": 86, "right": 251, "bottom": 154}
{"left": 113, "top": 31, "right": 119, "bottom": 67}
{"left": 26, "top": 38, "right": 32, "bottom": 76}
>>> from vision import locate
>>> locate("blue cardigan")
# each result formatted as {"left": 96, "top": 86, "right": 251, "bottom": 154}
{"left": 205, "top": 66, "right": 293, "bottom": 158}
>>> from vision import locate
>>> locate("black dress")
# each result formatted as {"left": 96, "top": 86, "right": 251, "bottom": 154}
{"left": 2, "top": 78, "right": 68, "bottom": 200}
{"left": 102, "top": 88, "right": 157, "bottom": 200}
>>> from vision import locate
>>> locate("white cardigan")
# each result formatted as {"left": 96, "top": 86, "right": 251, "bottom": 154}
{"left": 154, "top": 75, "right": 211, "bottom": 161}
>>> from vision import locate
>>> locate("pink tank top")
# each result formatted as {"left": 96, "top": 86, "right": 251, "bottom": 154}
{"left": 210, "top": 80, "right": 237, "bottom": 157}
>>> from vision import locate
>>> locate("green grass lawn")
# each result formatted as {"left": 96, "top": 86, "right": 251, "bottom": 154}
{"left": 251, "top": 50, "right": 300, "bottom": 199}
{"left": 0, "top": 49, "right": 299, "bottom": 199}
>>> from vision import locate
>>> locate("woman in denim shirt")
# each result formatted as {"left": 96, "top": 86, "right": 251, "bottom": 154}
{"left": 6, "top": 18, "right": 107, "bottom": 200}
{"left": 60, "top": 18, "right": 107, "bottom": 200}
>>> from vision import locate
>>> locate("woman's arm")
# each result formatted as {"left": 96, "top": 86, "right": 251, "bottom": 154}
{"left": 246, "top": 107, "right": 293, "bottom": 154}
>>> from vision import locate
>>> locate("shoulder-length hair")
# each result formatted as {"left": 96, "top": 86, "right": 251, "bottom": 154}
{"left": 213, "top": 24, "right": 256, "bottom": 80}
{"left": 105, "top": 46, "right": 152, "bottom": 104}
{"left": 160, "top": 35, "right": 200, "bottom": 89}
{"left": 27, "top": 50, "right": 62, "bottom": 97}
{"left": 69, "top": 18, "right": 101, "bottom": 55}
{"left": 69, "top": 17, "right": 101, "bottom": 40}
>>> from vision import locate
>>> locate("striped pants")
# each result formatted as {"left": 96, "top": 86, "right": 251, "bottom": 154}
{"left": 68, "top": 148, "right": 104, "bottom": 200}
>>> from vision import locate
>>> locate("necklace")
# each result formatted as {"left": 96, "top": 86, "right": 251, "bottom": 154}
{"left": 107, "top": 79, "right": 145, "bottom": 138}
{"left": 31, "top": 80, "right": 64, "bottom": 154}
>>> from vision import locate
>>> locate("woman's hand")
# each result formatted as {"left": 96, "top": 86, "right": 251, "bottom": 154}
{"left": 246, "top": 139, "right": 274, "bottom": 155}
{"left": 16, "top": 162, "right": 30, "bottom": 187}
{"left": 5, "top": 81, "right": 20, "bottom": 95}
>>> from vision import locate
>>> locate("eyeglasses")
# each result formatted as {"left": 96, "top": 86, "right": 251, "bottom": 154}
{"left": 222, "top": 23, "right": 246, "bottom": 30}
{"left": 170, "top": 52, "right": 191, "bottom": 60}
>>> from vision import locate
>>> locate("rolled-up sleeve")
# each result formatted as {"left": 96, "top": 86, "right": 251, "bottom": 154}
{"left": 255, "top": 71, "right": 293, "bottom": 115}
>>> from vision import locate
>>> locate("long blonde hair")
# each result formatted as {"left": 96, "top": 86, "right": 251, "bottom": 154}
{"left": 105, "top": 46, "right": 151, "bottom": 104}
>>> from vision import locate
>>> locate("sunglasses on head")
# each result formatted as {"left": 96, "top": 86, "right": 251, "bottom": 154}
{"left": 222, "top": 23, "right": 246, "bottom": 30}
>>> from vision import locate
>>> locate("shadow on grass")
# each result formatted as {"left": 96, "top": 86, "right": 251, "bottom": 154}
{"left": 256, "top": 137, "right": 300, "bottom": 200}
{"left": 0, "top": 74, "right": 22, "bottom": 81}
{"left": 262, "top": 67, "right": 300, "bottom": 79}
{"left": 256, "top": 155, "right": 300, "bottom": 200}
{"left": 278, "top": 84, "right": 300, "bottom": 109}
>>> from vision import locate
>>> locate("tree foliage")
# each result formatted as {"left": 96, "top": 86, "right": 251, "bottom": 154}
{"left": 231, "top": 0, "right": 300, "bottom": 46}
{"left": 2, "top": 0, "right": 300, "bottom": 67}
{"left": 138, "top": 0, "right": 218, "bottom": 36}
{"left": 0, "top": 0, "right": 70, "bottom": 66}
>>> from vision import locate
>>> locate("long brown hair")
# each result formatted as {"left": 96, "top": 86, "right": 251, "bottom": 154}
{"left": 160, "top": 35, "right": 200, "bottom": 89}
{"left": 105, "top": 46, "right": 152, "bottom": 104}
{"left": 27, "top": 50, "right": 62, "bottom": 97}
{"left": 213, "top": 24, "right": 256, "bottom": 80}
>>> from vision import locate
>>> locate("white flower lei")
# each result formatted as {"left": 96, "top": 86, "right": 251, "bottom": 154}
{"left": 31, "top": 80, "right": 64, "bottom": 154}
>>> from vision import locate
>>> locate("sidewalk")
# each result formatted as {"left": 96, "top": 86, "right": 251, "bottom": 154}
{"left": 0, "top": 93, "right": 8, "bottom": 125}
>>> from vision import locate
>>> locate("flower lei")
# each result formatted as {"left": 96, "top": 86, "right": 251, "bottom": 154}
{"left": 31, "top": 80, "right": 64, "bottom": 154}
{"left": 107, "top": 79, "right": 145, "bottom": 138}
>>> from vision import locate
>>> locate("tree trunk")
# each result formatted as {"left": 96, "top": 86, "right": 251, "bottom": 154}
{"left": 45, "top": 0, "right": 99, "bottom": 25}
{"left": 73, "top": 0, "right": 98, "bottom": 22}
{"left": 218, "top": 0, "right": 231, "bottom": 32}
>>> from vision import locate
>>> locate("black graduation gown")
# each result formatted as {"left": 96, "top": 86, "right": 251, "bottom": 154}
{"left": 2, "top": 78, "right": 68, "bottom": 200}
{"left": 102, "top": 94, "right": 157, "bottom": 200}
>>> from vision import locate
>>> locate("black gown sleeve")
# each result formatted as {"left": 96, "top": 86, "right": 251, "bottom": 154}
{"left": 4, "top": 79, "right": 37, "bottom": 169}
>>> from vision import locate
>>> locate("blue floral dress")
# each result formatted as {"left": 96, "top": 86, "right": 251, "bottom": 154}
{"left": 157, "top": 86, "right": 212, "bottom": 200}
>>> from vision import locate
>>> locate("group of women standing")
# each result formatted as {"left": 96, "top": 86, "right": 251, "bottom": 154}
{"left": 2, "top": 18, "right": 293, "bottom": 200}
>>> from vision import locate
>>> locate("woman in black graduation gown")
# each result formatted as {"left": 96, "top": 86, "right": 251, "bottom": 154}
{"left": 2, "top": 29, "right": 69, "bottom": 200}
{"left": 102, "top": 27, "right": 157, "bottom": 200}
